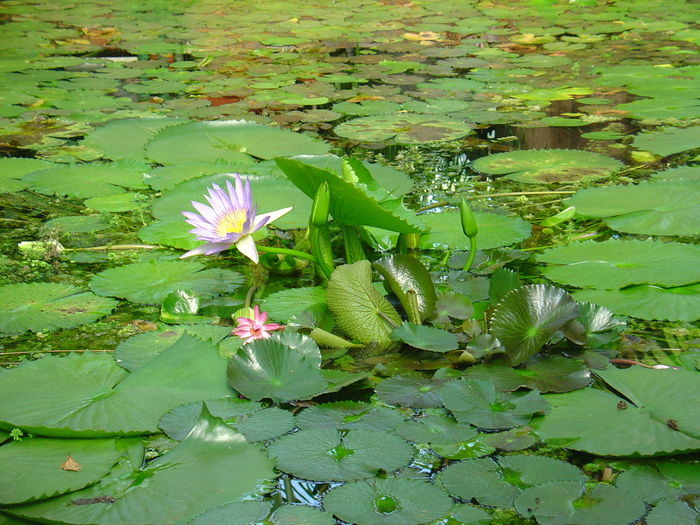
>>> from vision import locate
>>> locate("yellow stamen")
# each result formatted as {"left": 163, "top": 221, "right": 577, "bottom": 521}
{"left": 215, "top": 209, "right": 247, "bottom": 237}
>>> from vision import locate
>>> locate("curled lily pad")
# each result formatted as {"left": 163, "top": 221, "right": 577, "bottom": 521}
{"left": 472, "top": 149, "right": 622, "bottom": 184}
{"left": 0, "top": 283, "right": 117, "bottom": 335}
{"left": 374, "top": 254, "right": 436, "bottom": 322}
{"left": 491, "top": 285, "right": 580, "bottom": 366}
{"left": 267, "top": 428, "right": 414, "bottom": 481}
{"left": 323, "top": 478, "right": 453, "bottom": 525}
{"left": 334, "top": 114, "right": 472, "bottom": 144}
{"left": 439, "top": 378, "right": 549, "bottom": 430}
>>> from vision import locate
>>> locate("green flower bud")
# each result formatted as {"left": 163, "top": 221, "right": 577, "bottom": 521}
{"left": 459, "top": 198, "right": 478, "bottom": 239}
{"left": 310, "top": 181, "right": 331, "bottom": 227}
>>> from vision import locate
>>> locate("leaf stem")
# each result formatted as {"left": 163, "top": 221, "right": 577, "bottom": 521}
{"left": 257, "top": 245, "right": 318, "bottom": 264}
{"left": 64, "top": 244, "right": 158, "bottom": 252}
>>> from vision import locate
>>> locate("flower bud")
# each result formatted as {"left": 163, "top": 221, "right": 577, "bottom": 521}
{"left": 310, "top": 181, "right": 331, "bottom": 227}
{"left": 459, "top": 199, "right": 478, "bottom": 239}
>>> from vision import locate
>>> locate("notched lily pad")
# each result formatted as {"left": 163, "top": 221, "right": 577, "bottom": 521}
{"left": 334, "top": 114, "right": 472, "bottom": 144}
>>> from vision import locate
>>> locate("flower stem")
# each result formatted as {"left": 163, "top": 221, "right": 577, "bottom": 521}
{"left": 257, "top": 245, "right": 318, "bottom": 264}
{"left": 463, "top": 236, "right": 477, "bottom": 272}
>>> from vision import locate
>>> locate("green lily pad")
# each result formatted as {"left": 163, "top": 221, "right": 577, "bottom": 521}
{"left": 396, "top": 414, "right": 477, "bottom": 445}
{"left": 374, "top": 254, "right": 437, "bottom": 323}
{"left": 296, "top": 402, "right": 403, "bottom": 432}
{"left": 23, "top": 161, "right": 148, "bottom": 198}
{"left": 482, "top": 427, "right": 538, "bottom": 451}
{"left": 646, "top": 500, "right": 700, "bottom": 525}
{"left": 440, "top": 378, "right": 549, "bottom": 430}
{"left": 90, "top": 260, "right": 243, "bottom": 304}
{"left": 391, "top": 322, "right": 459, "bottom": 353}
{"left": 574, "top": 283, "right": 700, "bottom": 322}
{"left": 539, "top": 239, "right": 700, "bottom": 289}
{"left": 267, "top": 428, "right": 414, "bottom": 481}
{"left": 145, "top": 120, "right": 329, "bottom": 164}
{"left": 332, "top": 100, "right": 402, "bottom": 116}
{"left": 44, "top": 215, "right": 110, "bottom": 233}
{"left": 462, "top": 356, "right": 591, "bottom": 393}
{"left": 190, "top": 502, "right": 271, "bottom": 525}
{"left": 616, "top": 461, "right": 700, "bottom": 504}
{"left": 490, "top": 285, "right": 580, "bottom": 366}
{"left": 651, "top": 165, "right": 700, "bottom": 181}
{"left": 632, "top": 125, "right": 700, "bottom": 157}
{"left": 84, "top": 192, "right": 147, "bottom": 212}
{"left": 439, "top": 455, "right": 585, "bottom": 508}
{"left": 261, "top": 286, "right": 326, "bottom": 323}
{"left": 326, "top": 261, "right": 402, "bottom": 345}
{"left": 535, "top": 366, "right": 700, "bottom": 455}
{"left": 569, "top": 180, "right": 700, "bottom": 236}
{"left": 334, "top": 114, "right": 472, "bottom": 144}
{"left": 472, "top": 149, "right": 622, "bottom": 184}
{"left": 323, "top": 478, "right": 453, "bottom": 525}
{"left": 0, "top": 335, "right": 230, "bottom": 436}
{"left": 0, "top": 437, "right": 139, "bottom": 505}
{"left": 144, "top": 160, "right": 256, "bottom": 191}
{"left": 581, "top": 130, "right": 626, "bottom": 140}
{"left": 81, "top": 117, "right": 187, "bottom": 162}
{"left": 268, "top": 505, "right": 335, "bottom": 525}
{"left": 0, "top": 283, "right": 118, "bottom": 335}
{"left": 375, "top": 373, "right": 451, "bottom": 409}
{"left": 226, "top": 332, "right": 327, "bottom": 402}
{"left": 515, "top": 482, "right": 645, "bottom": 525}
{"left": 275, "top": 158, "right": 424, "bottom": 233}
{"left": 418, "top": 210, "right": 531, "bottom": 250}
{"left": 10, "top": 408, "right": 275, "bottom": 525}
{"left": 0, "top": 158, "right": 53, "bottom": 193}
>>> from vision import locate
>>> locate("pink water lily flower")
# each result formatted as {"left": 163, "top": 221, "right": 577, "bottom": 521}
{"left": 180, "top": 175, "right": 292, "bottom": 263}
{"left": 233, "top": 305, "right": 283, "bottom": 343}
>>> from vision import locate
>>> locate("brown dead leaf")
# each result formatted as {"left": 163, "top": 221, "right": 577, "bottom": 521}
{"left": 60, "top": 455, "right": 81, "bottom": 472}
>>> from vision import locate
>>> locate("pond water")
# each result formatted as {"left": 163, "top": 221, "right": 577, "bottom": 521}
{"left": 0, "top": 0, "right": 699, "bottom": 524}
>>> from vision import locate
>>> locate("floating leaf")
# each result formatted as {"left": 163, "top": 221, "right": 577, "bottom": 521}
{"left": 419, "top": 210, "right": 531, "bottom": 251}
{"left": 0, "top": 158, "right": 52, "bottom": 193}
{"left": 472, "top": 149, "right": 622, "bottom": 184}
{"left": 268, "top": 429, "right": 414, "bottom": 481}
{"left": 323, "top": 478, "right": 453, "bottom": 525}
{"left": 226, "top": 332, "right": 327, "bottom": 402}
{"left": 646, "top": 500, "right": 700, "bottom": 525}
{"left": 190, "top": 502, "right": 271, "bottom": 525}
{"left": 539, "top": 239, "right": 700, "bottom": 289}
{"left": 10, "top": 408, "right": 275, "bottom": 525}
{"left": 144, "top": 160, "right": 256, "bottom": 191}
{"left": 391, "top": 322, "right": 459, "bottom": 353}
{"left": 269, "top": 505, "right": 335, "bottom": 525}
{"left": 535, "top": 366, "right": 700, "bottom": 455}
{"left": 326, "top": 261, "right": 402, "bottom": 345}
{"left": 575, "top": 283, "right": 700, "bottom": 322}
{"left": 490, "top": 285, "right": 579, "bottom": 366}
{"left": 83, "top": 192, "right": 147, "bottom": 212}
{"left": 0, "top": 437, "right": 138, "bottom": 505}
{"left": 0, "top": 335, "right": 230, "bottom": 436}
{"left": 651, "top": 165, "right": 700, "bottom": 181}
{"left": 23, "top": 161, "right": 148, "bottom": 198}
{"left": 632, "top": 125, "right": 700, "bottom": 157}
{"left": 145, "top": 120, "right": 329, "bottom": 164}
{"left": 616, "top": 461, "right": 700, "bottom": 504}
{"left": 482, "top": 427, "right": 538, "bottom": 451}
{"left": 43, "top": 215, "right": 110, "bottom": 233}
{"left": 261, "top": 286, "right": 326, "bottom": 323}
{"left": 334, "top": 114, "right": 472, "bottom": 144}
{"left": 569, "top": 180, "right": 700, "bottom": 236}
{"left": 296, "top": 402, "right": 403, "bottom": 432}
{"left": 396, "top": 414, "right": 477, "bottom": 445}
{"left": 515, "top": 482, "right": 645, "bottom": 525}
{"left": 440, "top": 378, "right": 549, "bottom": 430}
{"left": 0, "top": 283, "right": 117, "bottom": 335}
{"left": 90, "top": 260, "right": 243, "bottom": 304}
{"left": 375, "top": 374, "right": 449, "bottom": 409}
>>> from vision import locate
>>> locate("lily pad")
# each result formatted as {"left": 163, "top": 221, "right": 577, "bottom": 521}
{"left": 23, "top": 161, "right": 148, "bottom": 198}
{"left": 296, "top": 402, "right": 403, "bottom": 432}
{"left": 326, "top": 261, "right": 402, "bottom": 345}
{"left": 145, "top": 120, "right": 329, "bottom": 164}
{"left": 0, "top": 283, "right": 118, "bottom": 335}
{"left": 0, "top": 335, "right": 231, "bottom": 436}
{"left": 390, "top": 322, "right": 459, "bottom": 353}
{"left": 651, "top": 165, "right": 700, "bottom": 181}
{"left": 44, "top": 215, "right": 110, "bottom": 233}
{"left": 334, "top": 114, "right": 472, "bottom": 144}
{"left": 615, "top": 461, "right": 700, "bottom": 504}
{"left": 568, "top": 180, "right": 700, "bottom": 236}
{"left": 375, "top": 374, "right": 450, "bottom": 409}
{"left": 84, "top": 192, "right": 147, "bottom": 212}
{"left": 10, "top": 408, "right": 276, "bottom": 525}
{"left": 374, "top": 254, "right": 437, "bottom": 322}
{"left": 646, "top": 500, "right": 700, "bottom": 525}
{"left": 632, "top": 125, "right": 700, "bottom": 157}
{"left": 323, "top": 478, "right": 453, "bottom": 525}
{"left": 574, "top": 283, "right": 700, "bottom": 322}
{"left": 535, "top": 365, "right": 700, "bottom": 455}
{"left": 90, "top": 260, "right": 243, "bottom": 304}
{"left": 539, "top": 239, "right": 700, "bottom": 289}
{"left": 267, "top": 428, "right": 414, "bottom": 481}
{"left": 261, "top": 286, "right": 327, "bottom": 323}
{"left": 396, "top": 414, "right": 478, "bottom": 445}
{"left": 226, "top": 332, "right": 327, "bottom": 403}
{"left": 144, "top": 160, "right": 256, "bottom": 191}
{"left": 0, "top": 158, "right": 53, "bottom": 193}
{"left": 190, "top": 502, "right": 271, "bottom": 525}
{"left": 419, "top": 210, "right": 531, "bottom": 250}
{"left": 439, "top": 378, "right": 549, "bottom": 430}
{"left": 490, "top": 285, "right": 580, "bottom": 366}
{"left": 472, "top": 149, "right": 622, "bottom": 184}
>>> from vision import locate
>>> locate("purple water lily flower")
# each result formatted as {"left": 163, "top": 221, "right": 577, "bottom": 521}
{"left": 180, "top": 175, "right": 292, "bottom": 263}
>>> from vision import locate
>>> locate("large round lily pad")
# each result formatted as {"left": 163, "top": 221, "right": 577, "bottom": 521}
{"left": 539, "top": 239, "right": 700, "bottom": 289}
{"left": 0, "top": 158, "right": 53, "bottom": 193}
{"left": 419, "top": 210, "right": 531, "bottom": 250}
{"left": 569, "top": 180, "right": 700, "bottom": 236}
{"left": 0, "top": 283, "right": 118, "bottom": 335}
{"left": 472, "top": 149, "right": 622, "bottom": 184}
{"left": 145, "top": 120, "right": 329, "bottom": 164}
{"left": 267, "top": 428, "right": 414, "bottom": 481}
{"left": 334, "top": 114, "right": 472, "bottom": 144}
{"left": 535, "top": 366, "right": 700, "bottom": 455}
{"left": 323, "top": 478, "right": 453, "bottom": 525}
{"left": 89, "top": 260, "right": 243, "bottom": 304}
